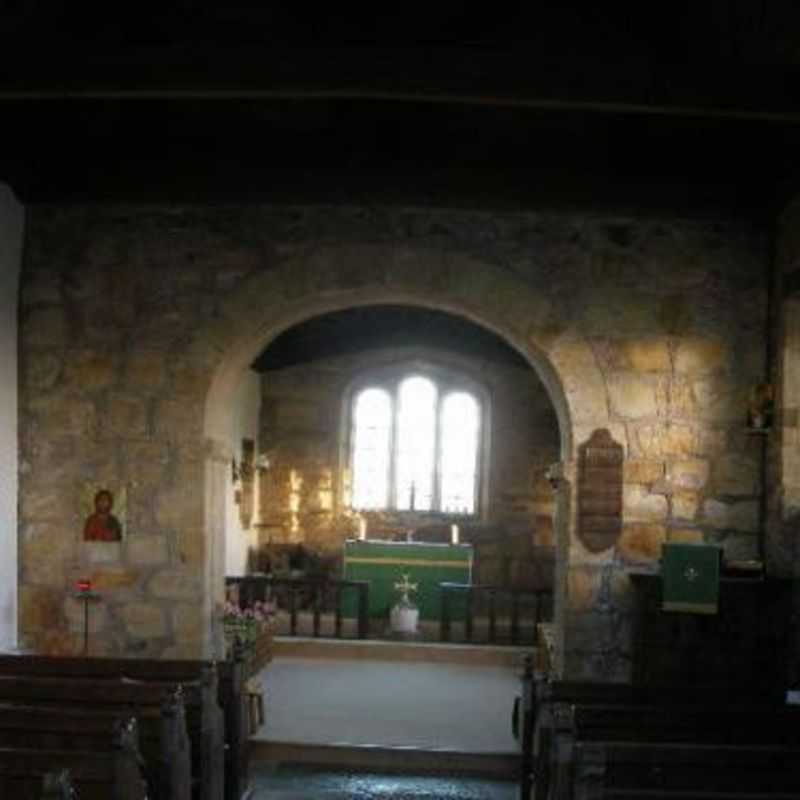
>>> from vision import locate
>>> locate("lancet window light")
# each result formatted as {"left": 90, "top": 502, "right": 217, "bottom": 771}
{"left": 350, "top": 374, "right": 482, "bottom": 514}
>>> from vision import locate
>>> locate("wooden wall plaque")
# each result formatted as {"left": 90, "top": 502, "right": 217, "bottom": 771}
{"left": 578, "top": 428, "right": 623, "bottom": 552}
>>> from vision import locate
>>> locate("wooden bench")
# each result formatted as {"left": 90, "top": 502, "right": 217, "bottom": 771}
{"left": 0, "top": 717, "right": 149, "bottom": 800}
{"left": 535, "top": 700, "right": 800, "bottom": 800}
{"left": 0, "top": 694, "right": 191, "bottom": 799}
{"left": 0, "top": 654, "right": 246, "bottom": 800}
{"left": 0, "top": 674, "right": 209, "bottom": 800}
{"left": 0, "top": 655, "right": 247, "bottom": 800}
{"left": 572, "top": 740, "right": 800, "bottom": 799}
{"left": 41, "top": 769, "right": 78, "bottom": 799}
{"left": 517, "top": 672, "right": 794, "bottom": 800}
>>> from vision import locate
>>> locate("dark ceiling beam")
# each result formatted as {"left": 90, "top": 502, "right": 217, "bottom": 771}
{"left": 2, "top": 86, "right": 800, "bottom": 124}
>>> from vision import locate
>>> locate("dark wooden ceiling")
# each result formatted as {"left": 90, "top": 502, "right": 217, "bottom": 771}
{"left": 1, "top": 1, "right": 799, "bottom": 216}
{"left": 253, "top": 306, "right": 529, "bottom": 372}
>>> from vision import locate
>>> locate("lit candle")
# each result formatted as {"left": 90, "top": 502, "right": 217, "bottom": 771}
{"left": 358, "top": 517, "right": 367, "bottom": 540}
{"left": 451, "top": 524, "right": 460, "bottom": 545}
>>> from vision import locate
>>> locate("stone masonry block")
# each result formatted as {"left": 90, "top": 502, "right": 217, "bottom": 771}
{"left": 155, "top": 485, "right": 203, "bottom": 532}
{"left": 24, "top": 351, "right": 63, "bottom": 392}
{"left": 618, "top": 523, "right": 667, "bottom": 563}
{"left": 120, "top": 603, "right": 167, "bottom": 638}
{"left": 703, "top": 499, "right": 759, "bottom": 532}
{"left": 148, "top": 570, "right": 201, "bottom": 600}
{"left": 28, "top": 392, "right": 97, "bottom": 438}
{"left": 668, "top": 527, "right": 705, "bottom": 544}
{"left": 19, "top": 585, "right": 63, "bottom": 634}
{"left": 176, "top": 528, "right": 206, "bottom": 569}
{"left": 623, "top": 460, "right": 664, "bottom": 485}
{"left": 713, "top": 453, "right": 759, "bottom": 496}
{"left": 672, "top": 490, "right": 700, "bottom": 521}
{"left": 125, "top": 350, "right": 167, "bottom": 391}
{"left": 21, "top": 307, "right": 68, "bottom": 347}
{"left": 670, "top": 459, "right": 710, "bottom": 490}
{"left": 636, "top": 424, "right": 697, "bottom": 458}
{"left": 623, "top": 485, "right": 668, "bottom": 522}
{"left": 568, "top": 566, "right": 602, "bottom": 612}
{"left": 172, "top": 604, "right": 206, "bottom": 643}
{"left": 126, "top": 535, "right": 170, "bottom": 566}
{"left": 121, "top": 441, "right": 170, "bottom": 490}
{"left": 674, "top": 337, "right": 729, "bottom": 375}
{"left": 65, "top": 351, "right": 117, "bottom": 392}
{"left": 154, "top": 397, "right": 204, "bottom": 442}
{"left": 89, "top": 568, "right": 139, "bottom": 591}
{"left": 608, "top": 373, "right": 659, "bottom": 419}
{"left": 618, "top": 340, "right": 672, "bottom": 372}
{"left": 105, "top": 393, "right": 149, "bottom": 438}
{"left": 21, "top": 523, "right": 77, "bottom": 585}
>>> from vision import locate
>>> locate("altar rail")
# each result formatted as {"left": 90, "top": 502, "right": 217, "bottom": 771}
{"left": 226, "top": 576, "right": 370, "bottom": 640}
{"left": 439, "top": 583, "right": 553, "bottom": 646}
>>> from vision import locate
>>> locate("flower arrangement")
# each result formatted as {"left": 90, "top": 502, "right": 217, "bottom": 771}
{"left": 223, "top": 600, "right": 276, "bottom": 654}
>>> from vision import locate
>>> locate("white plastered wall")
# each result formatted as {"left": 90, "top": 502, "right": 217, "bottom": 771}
{"left": 0, "top": 184, "right": 23, "bottom": 650}
{"left": 224, "top": 369, "right": 262, "bottom": 576}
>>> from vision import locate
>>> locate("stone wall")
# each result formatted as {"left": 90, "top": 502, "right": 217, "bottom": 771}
{"left": 254, "top": 347, "right": 559, "bottom": 587}
{"left": 16, "top": 204, "right": 770, "bottom": 672}
{"left": 0, "top": 184, "right": 23, "bottom": 650}
{"left": 770, "top": 194, "right": 800, "bottom": 683}
{"left": 224, "top": 369, "right": 261, "bottom": 576}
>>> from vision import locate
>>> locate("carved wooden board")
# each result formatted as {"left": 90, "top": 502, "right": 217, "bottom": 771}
{"left": 578, "top": 429, "right": 623, "bottom": 552}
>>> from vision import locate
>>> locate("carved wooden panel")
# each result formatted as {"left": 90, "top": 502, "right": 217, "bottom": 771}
{"left": 578, "top": 428, "right": 623, "bottom": 552}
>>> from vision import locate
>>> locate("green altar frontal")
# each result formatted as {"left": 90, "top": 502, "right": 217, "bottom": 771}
{"left": 342, "top": 539, "right": 473, "bottom": 620}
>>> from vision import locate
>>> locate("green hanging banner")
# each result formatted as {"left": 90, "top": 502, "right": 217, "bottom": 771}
{"left": 661, "top": 543, "right": 722, "bottom": 615}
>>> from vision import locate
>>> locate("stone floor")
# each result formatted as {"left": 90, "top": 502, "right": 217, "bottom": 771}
{"left": 245, "top": 763, "right": 518, "bottom": 800}
{"left": 251, "top": 654, "right": 521, "bottom": 751}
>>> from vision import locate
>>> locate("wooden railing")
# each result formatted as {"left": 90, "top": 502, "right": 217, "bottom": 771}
{"left": 227, "top": 576, "right": 370, "bottom": 640}
{"left": 439, "top": 583, "right": 553, "bottom": 645}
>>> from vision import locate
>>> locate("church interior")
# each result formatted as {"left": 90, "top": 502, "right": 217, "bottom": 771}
{"left": 1, "top": 2, "right": 800, "bottom": 798}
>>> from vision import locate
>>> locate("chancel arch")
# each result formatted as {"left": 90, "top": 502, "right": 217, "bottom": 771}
{"left": 202, "top": 245, "right": 603, "bottom": 669}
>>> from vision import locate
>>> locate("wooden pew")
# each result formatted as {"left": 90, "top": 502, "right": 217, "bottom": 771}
{"left": 0, "top": 689, "right": 190, "bottom": 800}
{"left": 0, "top": 654, "right": 243, "bottom": 800}
{"left": 0, "top": 717, "right": 149, "bottom": 800}
{"left": 536, "top": 700, "right": 800, "bottom": 800}
{"left": 518, "top": 672, "right": 792, "bottom": 800}
{"left": 41, "top": 769, "right": 77, "bottom": 799}
{"left": 573, "top": 740, "right": 800, "bottom": 799}
{"left": 0, "top": 676, "right": 201, "bottom": 800}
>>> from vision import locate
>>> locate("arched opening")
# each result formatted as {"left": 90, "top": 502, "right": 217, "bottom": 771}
{"left": 204, "top": 285, "right": 574, "bottom": 753}
{"left": 239, "top": 306, "right": 562, "bottom": 632}
{"left": 205, "top": 300, "right": 571, "bottom": 599}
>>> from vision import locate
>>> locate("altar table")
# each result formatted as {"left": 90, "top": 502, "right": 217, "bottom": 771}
{"left": 342, "top": 539, "right": 473, "bottom": 620}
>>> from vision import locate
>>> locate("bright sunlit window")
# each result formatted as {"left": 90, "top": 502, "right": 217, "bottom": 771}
{"left": 350, "top": 388, "right": 392, "bottom": 510}
{"left": 350, "top": 372, "right": 482, "bottom": 514}
{"left": 439, "top": 392, "right": 480, "bottom": 513}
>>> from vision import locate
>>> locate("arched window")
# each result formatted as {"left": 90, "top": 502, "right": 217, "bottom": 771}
{"left": 350, "top": 388, "right": 392, "bottom": 510}
{"left": 395, "top": 376, "right": 437, "bottom": 511}
{"left": 349, "top": 372, "right": 483, "bottom": 515}
{"left": 440, "top": 392, "right": 480, "bottom": 514}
